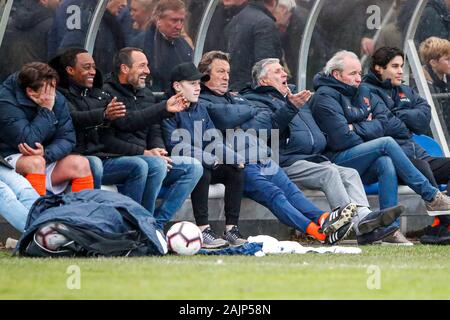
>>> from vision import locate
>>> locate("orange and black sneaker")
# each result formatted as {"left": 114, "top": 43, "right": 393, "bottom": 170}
{"left": 320, "top": 203, "right": 357, "bottom": 235}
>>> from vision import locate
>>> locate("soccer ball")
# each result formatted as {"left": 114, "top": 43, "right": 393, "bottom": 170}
{"left": 34, "top": 222, "right": 70, "bottom": 251}
{"left": 166, "top": 221, "right": 203, "bottom": 255}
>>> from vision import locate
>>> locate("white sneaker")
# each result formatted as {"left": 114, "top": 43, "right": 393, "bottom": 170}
{"left": 5, "top": 238, "right": 18, "bottom": 249}
{"left": 426, "top": 192, "right": 450, "bottom": 216}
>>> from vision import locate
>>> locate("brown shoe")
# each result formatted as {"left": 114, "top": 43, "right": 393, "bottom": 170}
{"left": 381, "top": 230, "right": 413, "bottom": 246}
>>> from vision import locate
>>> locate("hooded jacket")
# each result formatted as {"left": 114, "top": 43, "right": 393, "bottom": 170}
{"left": 310, "top": 72, "right": 410, "bottom": 155}
{"left": 16, "top": 190, "right": 166, "bottom": 257}
{"left": 360, "top": 70, "right": 429, "bottom": 159}
{"left": 0, "top": 73, "right": 76, "bottom": 163}
{"left": 199, "top": 85, "right": 273, "bottom": 164}
{"left": 161, "top": 97, "right": 243, "bottom": 169}
{"left": 241, "top": 85, "right": 328, "bottom": 167}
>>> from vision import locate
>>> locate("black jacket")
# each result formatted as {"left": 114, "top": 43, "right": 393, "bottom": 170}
{"left": 50, "top": 57, "right": 120, "bottom": 158}
{"left": 102, "top": 76, "right": 173, "bottom": 156}
{"left": 226, "top": 2, "right": 282, "bottom": 91}
{"left": 416, "top": 0, "right": 450, "bottom": 44}
{"left": 241, "top": 85, "right": 329, "bottom": 167}
{"left": 204, "top": 2, "right": 247, "bottom": 53}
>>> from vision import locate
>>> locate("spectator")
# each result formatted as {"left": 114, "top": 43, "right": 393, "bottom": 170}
{"left": 102, "top": 48, "right": 203, "bottom": 230}
{"left": 0, "top": 158, "right": 39, "bottom": 232}
{"left": 132, "top": 0, "right": 193, "bottom": 92}
{"left": 197, "top": 51, "right": 400, "bottom": 244}
{"left": 358, "top": 47, "right": 450, "bottom": 244}
{"left": 162, "top": 62, "right": 247, "bottom": 248}
{"left": 203, "top": 0, "right": 248, "bottom": 53}
{"left": 241, "top": 58, "right": 406, "bottom": 245}
{"left": 0, "top": 62, "right": 94, "bottom": 196}
{"left": 49, "top": 47, "right": 148, "bottom": 192}
{"left": 130, "top": 0, "right": 156, "bottom": 33}
{"left": 416, "top": 0, "right": 450, "bottom": 45}
{"left": 419, "top": 37, "right": 450, "bottom": 128}
{"left": 0, "top": 0, "right": 60, "bottom": 81}
{"left": 310, "top": 50, "right": 450, "bottom": 245}
{"left": 226, "top": 0, "right": 283, "bottom": 91}
{"left": 48, "top": 0, "right": 128, "bottom": 74}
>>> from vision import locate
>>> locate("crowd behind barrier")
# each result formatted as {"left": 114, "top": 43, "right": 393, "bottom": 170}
{"left": 0, "top": 0, "right": 450, "bottom": 248}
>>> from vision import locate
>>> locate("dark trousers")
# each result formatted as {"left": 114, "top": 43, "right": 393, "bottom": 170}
{"left": 190, "top": 164, "right": 244, "bottom": 226}
{"left": 408, "top": 157, "right": 450, "bottom": 194}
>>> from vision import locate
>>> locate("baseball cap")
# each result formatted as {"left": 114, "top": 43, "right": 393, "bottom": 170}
{"left": 170, "top": 62, "right": 210, "bottom": 83}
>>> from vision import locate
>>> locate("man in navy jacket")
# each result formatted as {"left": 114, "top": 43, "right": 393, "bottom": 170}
{"left": 199, "top": 51, "right": 408, "bottom": 245}
{"left": 132, "top": 0, "right": 193, "bottom": 92}
{"left": 310, "top": 50, "right": 450, "bottom": 245}
{"left": 359, "top": 46, "right": 450, "bottom": 244}
{"left": 242, "top": 58, "right": 405, "bottom": 245}
{"left": 0, "top": 62, "right": 93, "bottom": 196}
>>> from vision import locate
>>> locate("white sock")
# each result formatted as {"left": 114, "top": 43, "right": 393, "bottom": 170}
{"left": 353, "top": 207, "right": 372, "bottom": 235}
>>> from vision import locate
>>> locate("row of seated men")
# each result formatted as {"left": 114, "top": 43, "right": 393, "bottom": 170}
{"left": 1, "top": 45, "right": 450, "bottom": 250}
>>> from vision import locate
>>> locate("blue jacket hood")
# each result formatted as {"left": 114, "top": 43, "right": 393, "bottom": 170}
{"left": 313, "top": 72, "right": 358, "bottom": 97}
{"left": 362, "top": 70, "right": 394, "bottom": 90}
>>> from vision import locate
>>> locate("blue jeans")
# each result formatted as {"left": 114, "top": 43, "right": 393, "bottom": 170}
{"left": 154, "top": 156, "right": 203, "bottom": 230}
{"left": 101, "top": 155, "right": 167, "bottom": 213}
{"left": 87, "top": 156, "right": 103, "bottom": 189}
{"left": 332, "top": 137, "right": 439, "bottom": 226}
{"left": 243, "top": 161, "right": 324, "bottom": 233}
{"left": 0, "top": 166, "right": 39, "bottom": 232}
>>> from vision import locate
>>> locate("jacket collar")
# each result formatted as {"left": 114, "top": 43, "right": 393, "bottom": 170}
{"left": 425, "top": 64, "right": 449, "bottom": 90}
{"left": 242, "top": 84, "right": 286, "bottom": 99}
{"left": 313, "top": 72, "right": 358, "bottom": 97}
{"left": 363, "top": 70, "right": 393, "bottom": 90}
{"left": 8, "top": 73, "right": 41, "bottom": 108}
{"left": 248, "top": 2, "right": 276, "bottom": 22}
{"left": 106, "top": 74, "right": 142, "bottom": 97}
{"left": 200, "top": 83, "right": 233, "bottom": 100}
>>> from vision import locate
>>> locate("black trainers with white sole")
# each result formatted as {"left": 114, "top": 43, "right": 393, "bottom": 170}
{"left": 358, "top": 204, "right": 405, "bottom": 235}
{"left": 321, "top": 203, "right": 357, "bottom": 235}
{"left": 324, "top": 222, "right": 354, "bottom": 245}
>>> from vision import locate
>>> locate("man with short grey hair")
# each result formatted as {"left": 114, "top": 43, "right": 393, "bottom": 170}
{"left": 242, "top": 57, "right": 405, "bottom": 245}
{"left": 310, "top": 50, "right": 450, "bottom": 245}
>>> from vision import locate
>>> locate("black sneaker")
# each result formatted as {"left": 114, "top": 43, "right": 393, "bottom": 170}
{"left": 358, "top": 204, "right": 405, "bottom": 235}
{"left": 321, "top": 203, "right": 357, "bottom": 235}
{"left": 201, "top": 227, "right": 229, "bottom": 249}
{"left": 223, "top": 226, "right": 247, "bottom": 246}
{"left": 324, "top": 222, "right": 354, "bottom": 245}
{"left": 420, "top": 225, "right": 450, "bottom": 245}
{"left": 357, "top": 224, "right": 399, "bottom": 245}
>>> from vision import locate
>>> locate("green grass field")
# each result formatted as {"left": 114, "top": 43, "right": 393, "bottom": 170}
{"left": 0, "top": 245, "right": 449, "bottom": 299}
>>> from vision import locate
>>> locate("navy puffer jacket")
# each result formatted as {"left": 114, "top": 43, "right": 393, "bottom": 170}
{"left": 199, "top": 86, "right": 273, "bottom": 164}
{"left": 241, "top": 85, "right": 328, "bottom": 167}
{"left": 0, "top": 73, "right": 76, "bottom": 163}
{"left": 360, "top": 71, "right": 429, "bottom": 159}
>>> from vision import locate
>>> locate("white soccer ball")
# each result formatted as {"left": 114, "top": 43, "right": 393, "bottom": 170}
{"left": 34, "top": 222, "right": 69, "bottom": 251}
{"left": 166, "top": 221, "right": 203, "bottom": 255}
